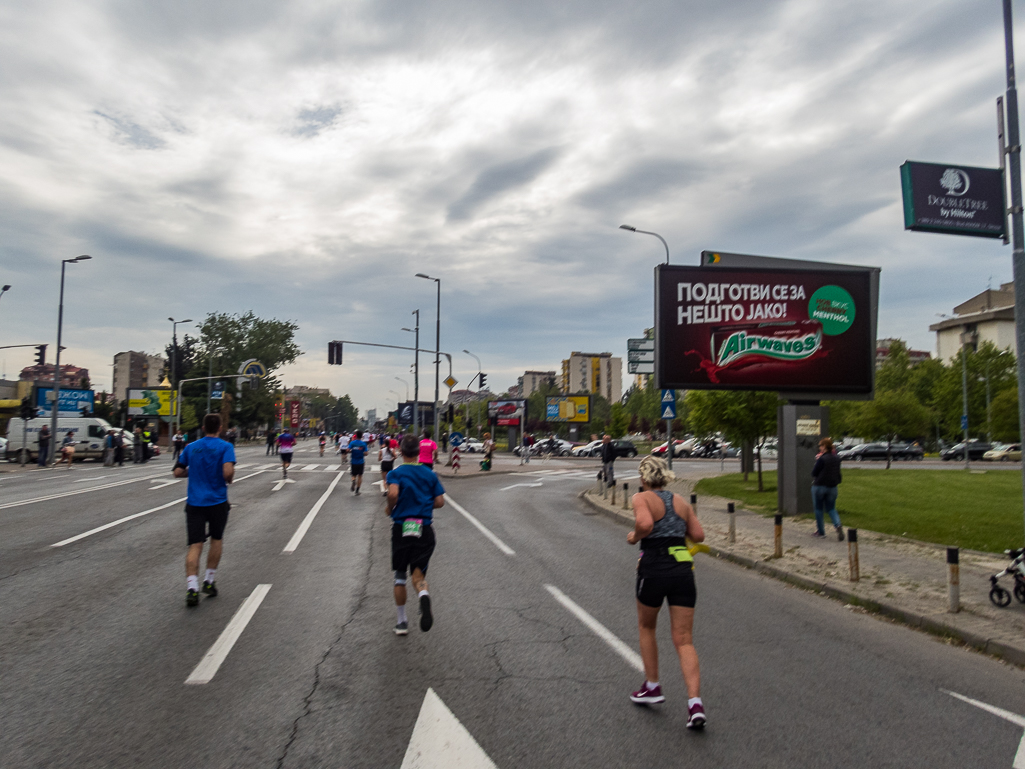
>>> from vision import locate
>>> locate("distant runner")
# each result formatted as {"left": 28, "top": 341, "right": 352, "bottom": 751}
{"left": 318, "top": 432, "right": 327, "bottom": 457}
{"left": 338, "top": 432, "right": 350, "bottom": 464}
{"left": 349, "top": 430, "right": 368, "bottom": 495}
{"left": 386, "top": 434, "right": 445, "bottom": 635}
{"left": 278, "top": 429, "right": 296, "bottom": 478}
{"left": 379, "top": 434, "right": 398, "bottom": 497}
{"left": 418, "top": 429, "right": 438, "bottom": 470}
{"left": 173, "top": 413, "right": 236, "bottom": 608}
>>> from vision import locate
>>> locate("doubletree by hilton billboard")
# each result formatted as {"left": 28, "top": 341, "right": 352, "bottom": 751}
{"left": 654, "top": 265, "right": 875, "bottom": 395}
{"left": 900, "top": 161, "right": 1006, "bottom": 239}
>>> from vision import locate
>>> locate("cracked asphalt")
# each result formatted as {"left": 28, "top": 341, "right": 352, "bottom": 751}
{"left": 3, "top": 446, "right": 1025, "bottom": 767}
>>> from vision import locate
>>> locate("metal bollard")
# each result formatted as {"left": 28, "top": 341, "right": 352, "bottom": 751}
{"left": 848, "top": 528, "right": 859, "bottom": 582}
{"left": 690, "top": 493, "right": 697, "bottom": 512}
{"left": 774, "top": 514, "right": 783, "bottom": 558}
{"left": 727, "top": 502, "right": 736, "bottom": 544}
{"left": 596, "top": 473, "right": 603, "bottom": 494}
{"left": 947, "top": 547, "right": 960, "bottom": 613}
{"left": 611, "top": 483, "right": 617, "bottom": 506}
{"left": 622, "top": 482, "right": 630, "bottom": 511}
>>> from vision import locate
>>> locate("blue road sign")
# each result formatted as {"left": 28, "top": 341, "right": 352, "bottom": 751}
{"left": 961, "top": 415, "right": 968, "bottom": 430}
{"left": 450, "top": 431, "right": 464, "bottom": 447}
{"left": 661, "top": 389, "right": 677, "bottom": 420}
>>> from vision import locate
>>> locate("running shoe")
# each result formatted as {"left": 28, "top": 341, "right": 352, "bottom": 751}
{"left": 687, "top": 702, "right": 707, "bottom": 729}
{"left": 811, "top": 531, "right": 826, "bottom": 538}
{"left": 394, "top": 621, "right": 409, "bottom": 636}
{"left": 355, "top": 489, "right": 360, "bottom": 496}
{"left": 630, "top": 682, "right": 665, "bottom": 705}
{"left": 283, "top": 469, "right": 288, "bottom": 478}
{"left": 419, "top": 594, "right": 433, "bottom": 632}
{"left": 835, "top": 526, "right": 845, "bottom": 542}
{"left": 186, "top": 589, "right": 200, "bottom": 607}
{"left": 202, "top": 581, "right": 217, "bottom": 597}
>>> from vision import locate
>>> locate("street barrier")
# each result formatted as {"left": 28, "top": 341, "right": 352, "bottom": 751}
{"left": 848, "top": 528, "right": 859, "bottom": 582}
{"left": 622, "top": 482, "right": 629, "bottom": 511}
{"left": 774, "top": 514, "right": 783, "bottom": 558}
{"left": 452, "top": 446, "right": 460, "bottom": 474}
{"left": 727, "top": 502, "right": 736, "bottom": 544}
{"left": 948, "top": 547, "right": 960, "bottom": 613}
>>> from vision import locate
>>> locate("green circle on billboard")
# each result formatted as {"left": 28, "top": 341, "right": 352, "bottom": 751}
{"left": 808, "top": 285, "right": 855, "bottom": 336}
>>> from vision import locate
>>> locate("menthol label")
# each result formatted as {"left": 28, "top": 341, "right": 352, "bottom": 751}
{"left": 808, "top": 285, "right": 855, "bottom": 336}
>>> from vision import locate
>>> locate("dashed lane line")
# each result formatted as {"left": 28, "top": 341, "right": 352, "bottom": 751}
{"left": 282, "top": 471, "right": 345, "bottom": 553}
{"left": 443, "top": 494, "right": 515, "bottom": 556}
{"left": 544, "top": 584, "right": 643, "bottom": 673}
{"left": 0, "top": 472, "right": 165, "bottom": 511}
{"left": 185, "top": 584, "right": 272, "bottom": 685}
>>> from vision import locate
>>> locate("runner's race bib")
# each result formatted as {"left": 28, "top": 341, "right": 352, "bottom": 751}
{"left": 402, "top": 518, "right": 424, "bottom": 538}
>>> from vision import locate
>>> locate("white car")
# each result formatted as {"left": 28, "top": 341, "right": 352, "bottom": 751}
{"left": 0, "top": 436, "right": 7, "bottom": 459}
{"left": 459, "top": 438, "right": 485, "bottom": 453}
{"left": 572, "top": 439, "right": 603, "bottom": 457}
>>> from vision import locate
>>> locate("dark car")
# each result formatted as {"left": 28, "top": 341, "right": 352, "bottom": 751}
{"left": 605, "top": 439, "right": 638, "bottom": 458}
{"left": 941, "top": 441, "right": 994, "bottom": 461}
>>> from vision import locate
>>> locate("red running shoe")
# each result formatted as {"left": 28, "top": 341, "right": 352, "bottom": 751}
{"left": 630, "top": 682, "right": 665, "bottom": 704}
{"left": 687, "top": 702, "right": 706, "bottom": 729}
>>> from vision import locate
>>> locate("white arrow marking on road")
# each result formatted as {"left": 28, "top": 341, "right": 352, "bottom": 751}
{"left": 544, "top": 584, "right": 643, "bottom": 672}
{"left": 282, "top": 471, "right": 345, "bottom": 553}
{"left": 500, "top": 482, "right": 544, "bottom": 491}
{"left": 444, "top": 494, "right": 515, "bottom": 556}
{"left": 149, "top": 479, "right": 182, "bottom": 490}
{"left": 945, "top": 690, "right": 1025, "bottom": 768}
{"left": 400, "top": 688, "right": 499, "bottom": 769}
{"left": 272, "top": 478, "right": 296, "bottom": 491}
{"left": 185, "top": 584, "right": 272, "bottom": 685}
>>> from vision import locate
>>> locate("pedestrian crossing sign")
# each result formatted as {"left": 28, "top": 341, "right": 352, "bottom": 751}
{"left": 661, "top": 389, "right": 675, "bottom": 403}
{"left": 661, "top": 404, "right": 676, "bottom": 420}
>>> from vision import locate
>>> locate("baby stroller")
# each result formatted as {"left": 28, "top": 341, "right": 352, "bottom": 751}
{"left": 989, "top": 548, "right": 1025, "bottom": 607}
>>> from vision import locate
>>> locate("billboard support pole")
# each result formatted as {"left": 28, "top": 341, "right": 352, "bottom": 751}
{"left": 1001, "top": 0, "right": 1025, "bottom": 546}
{"left": 666, "top": 418, "right": 673, "bottom": 471}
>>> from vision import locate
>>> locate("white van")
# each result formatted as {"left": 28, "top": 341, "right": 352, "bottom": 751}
{"left": 5, "top": 418, "right": 134, "bottom": 462}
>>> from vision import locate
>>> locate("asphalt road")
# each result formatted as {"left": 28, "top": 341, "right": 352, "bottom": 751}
{"left": 3, "top": 445, "right": 1025, "bottom": 767}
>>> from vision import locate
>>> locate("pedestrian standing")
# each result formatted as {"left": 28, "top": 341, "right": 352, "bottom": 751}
{"left": 480, "top": 432, "right": 494, "bottom": 471}
{"left": 141, "top": 427, "right": 153, "bottom": 463}
{"left": 133, "top": 426, "right": 143, "bottom": 463}
{"left": 104, "top": 430, "right": 115, "bottom": 467}
{"left": 627, "top": 456, "right": 706, "bottom": 729}
{"left": 266, "top": 429, "right": 277, "bottom": 456}
{"left": 600, "top": 434, "right": 617, "bottom": 487}
{"left": 174, "top": 413, "right": 236, "bottom": 607}
{"left": 114, "top": 429, "right": 125, "bottom": 467}
{"left": 386, "top": 434, "right": 445, "bottom": 636}
{"left": 37, "top": 424, "right": 51, "bottom": 467}
{"left": 173, "top": 429, "right": 185, "bottom": 461}
{"left": 812, "top": 437, "right": 844, "bottom": 541}
{"left": 418, "top": 429, "right": 438, "bottom": 470}
{"left": 55, "top": 430, "right": 76, "bottom": 469}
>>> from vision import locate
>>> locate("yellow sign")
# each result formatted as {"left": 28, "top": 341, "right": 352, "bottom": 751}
{"left": 545, "top": 395, "right": 591, "bottom": 423}
{"left": 127, "top": 389, "right": 177, "bottom": 416}
{"left": 444, "top": 375, "right": 457, "bottom": 388}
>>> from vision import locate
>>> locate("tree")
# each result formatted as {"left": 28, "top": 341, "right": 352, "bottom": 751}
{"left": 609, "top": 402, "right": 629, "bottom": 438}
{"left": 851, "top": 390, "right": 932, "bottom": 468}
{"left": 686, "top": 390, "right": 779, "bottom": 489}
{"left": 991, "top": 387, "right": 1021, "bottom": 442}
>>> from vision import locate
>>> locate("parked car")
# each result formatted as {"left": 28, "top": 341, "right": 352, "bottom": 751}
{"left": 940, "top": 441, "right": 994, "bottom": 461}
{"left": 651, "top": 440, "right": 683, "bottom": 457}
{"left": 0, "top": 436, "right": 6, "bottom": 460}
{"left": 572, "top": 439, "right": 603, "bottom": 457}
{"left": 984, "top": 443, "right": 1022, "bottom": 462}
{"left": 837, "top": 442, "right": 917, "bottom": 462}
{"left": 5, "top": 417, "right": 128, "bottom": 462}
{"left": 604, "top": 439, "right": 638, "bottom": 458}
{"left": 754, "top": 440, "right": 778, "bottom": 460}
{"left": 514, "top": 437, "right": 573, "bottom": 457}
{"left": 459, "top": 438, "right": 485, "bottom": 453}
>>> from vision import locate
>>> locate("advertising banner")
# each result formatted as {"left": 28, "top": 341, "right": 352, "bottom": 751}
{"left": 488, "top": 399, "right": 526, "bottom": 426}
{"left": 655, "top": 265, "right": 874, "bottom": 394}
{"left": 900, "top": 161, "right": 1006, "bottom": 239}
{"left": 398, "top": 402, "right": 435, "bottom": 427}
{"left": 545, "top": 396, "right": 590, "bottom": 423}
{"left": 36, "top": 387, "right": 97, "bottom": 418}
{"left": 289, "top": 401, "right": 301, "bottom": 428}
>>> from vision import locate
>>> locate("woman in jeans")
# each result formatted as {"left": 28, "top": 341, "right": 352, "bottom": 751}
{"left": 626, "top": 455, "right": 706, "bottom": 729}
{"left": 812, "top": 437, "right": 844, "bottom": 541}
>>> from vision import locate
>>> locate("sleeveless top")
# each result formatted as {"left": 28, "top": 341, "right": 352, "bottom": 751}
{"left": 640, "top": 490, "right": 688, "bottom": 548}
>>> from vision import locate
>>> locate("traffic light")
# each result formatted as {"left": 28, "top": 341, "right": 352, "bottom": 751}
{"left": 34, "top": 344, "right": 46, "bottom": 366}
{"left": 327, "top": 341, "right": 343, "bottom": 365}
{"left": 19, "top": 397, "right": 35, "bottom": 421}
{"left": 479, "top": 373, "right": 487, "bottom": 389}
{"left": 446, "top": 405, "right": 454, "bottom": 423}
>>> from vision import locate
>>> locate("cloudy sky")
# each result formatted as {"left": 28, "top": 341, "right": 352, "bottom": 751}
{"left": 0, "top": 0, "right": 1018, "bottom": 415}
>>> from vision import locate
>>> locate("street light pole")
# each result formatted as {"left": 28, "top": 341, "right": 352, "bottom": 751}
{"left": 169, "top": 317, "right": 192, "bottom": 442}
{"left": 619, "top": 224, "right": 670, "bottom": 264}
{"left": 395, "top": 376, "right": 409, "bottom": 400}
{"left": 402, "top": 311, "right": 420, "bottom": 434}
{"left": 50, "top": 256, "right": 91, "bottom": 465}
{"left": 417, "top": 273, "right": 442, "bottom": 449}
{"left": 464, "top": 349, "right": 481, "bottom": 438}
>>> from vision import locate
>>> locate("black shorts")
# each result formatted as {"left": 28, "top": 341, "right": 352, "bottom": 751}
{"left": 351, "top": 463, "right": 364, "bottom": 476}
{"left": 280, "top": 451, "right": 293, "bottom": 463}
{"left": 186, "top": 502, "right": 231, "bottom": 545}
{"left": 381, "top": 460, "right": 394, "bottom": 472}
{"left": 636, "top": 557, "right": 696, "bottom": 608}
{"left": 392, "top": 522, "right": 436, "bottom": 575}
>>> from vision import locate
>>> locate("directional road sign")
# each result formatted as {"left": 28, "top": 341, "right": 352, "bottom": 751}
{"left": 628, "top": 361, "right": 655, "bottom": 374}
{"left": 449, "top": 431, "right": 464, "bottom": 447}
{"left": 627, "top": 338, "right": 655, "bottom": 352}
{"left": 628, "top": 350, "right": 655, "bottom": 363}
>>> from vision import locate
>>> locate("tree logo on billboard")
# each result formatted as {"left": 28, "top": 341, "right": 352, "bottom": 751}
{"left": 808, "top": 285, "right": 855, "bottom": 335}
{"left": 939, "top": 168, "right": 970, "bottom": 196}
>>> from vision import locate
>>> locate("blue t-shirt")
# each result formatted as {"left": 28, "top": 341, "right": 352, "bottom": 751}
{"left": 179, "top": 436, "right": 236, "bottom": 507}
{"left": 349, "top": 440, "right": 367, "bottom": 465}
{"left": 387, "top": 462, "right": 445, "bottom": 523}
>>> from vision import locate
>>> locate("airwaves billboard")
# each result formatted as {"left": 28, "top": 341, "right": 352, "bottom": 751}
{"left": 654, "top": 265, "right": 875, "bottom": 395}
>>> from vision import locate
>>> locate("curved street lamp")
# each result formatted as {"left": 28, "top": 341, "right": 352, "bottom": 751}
{"left": 50, "top": 255, "right": 92, "bottom": 465}
{"left": 620, "top": 224, "right": 670, "bottom": 264}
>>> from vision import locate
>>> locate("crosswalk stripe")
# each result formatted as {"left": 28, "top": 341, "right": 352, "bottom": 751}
{"left": 300, "top": 464, "right": 320, "bottom": 472}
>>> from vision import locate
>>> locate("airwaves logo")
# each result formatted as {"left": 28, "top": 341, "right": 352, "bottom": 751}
{"left": 714, "top": 328, "right": 822, "bottom": 367}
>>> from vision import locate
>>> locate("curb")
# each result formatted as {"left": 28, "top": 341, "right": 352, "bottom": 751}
{"left": 577, "top": 490, "right": 1025, "bottom": 668}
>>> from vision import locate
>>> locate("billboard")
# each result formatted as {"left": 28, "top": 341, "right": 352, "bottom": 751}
{"left": 488, "top": 399, "right": 526, "bottom": 426}
{"left": 36, "top": 387, "right": 96, "bottom": 418}
{"left": 900, "top": 161, "right": 1006, "bottom": 239}
{"left": 398, "top": 401, "right": 436, "bottom": 427}
{"left": 126, "top": 389, "right": 176, "bottom": 416}
{"left": 288, "top": 400, "right": 301, "bottom": 428}
{"left": 545, "top": 395, "right": 591, "bottom": 423}
{"left": 655, "top": 265, "right": 875, "bottom": 394}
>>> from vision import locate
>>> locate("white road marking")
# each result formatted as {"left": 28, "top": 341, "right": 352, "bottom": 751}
{"left": 149, "top": 479, "right": 182, "bottom": 490}
{"left": 74, "top": 475, "right": 108, "bottom": 482}
{"left": 282, "top": 471, "right": 345, "bottom": 553}
{"left": 51, "top": 497, "right": 188, "bottom": 547}
{"left": 500, "top": 482, "right": 544, "bottom": 491}
{"left": 544, "top": 584, "right": 643, "bottom": 673}
{"left": 945, "top": 690, "right": 1025, "bottom": 768}
{"left": 300, "top": 464, "right": 320, "bottom": 472}
{"left": 235, "top": 469, "right": 268, "bottom": 482}
{"left": 185, "top": 584, "right": 272, "bottom": 685}
{"left": 443, "top": 495, "right": 515, "bottom": 556}
{"left": 0, "top": 472, "right": 165, "bottom": 511}
{"left": 401, "top": 688, "right": 499, "bottom": 769}
{"left": 272, "top": 478, "right": 296, "bottom": 491}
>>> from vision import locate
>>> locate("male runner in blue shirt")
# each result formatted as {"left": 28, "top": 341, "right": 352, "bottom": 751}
{"left": 386, "top": 434, "right": 445, "bottom": 635}
{"left": 173, "top": 413, "right": 236, "bottom": 607}
{"left": 349, "top": 430, "right": 368, "bottom": 495}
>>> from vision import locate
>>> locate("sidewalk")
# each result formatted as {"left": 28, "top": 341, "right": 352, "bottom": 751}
{"left": 581, "top": 472, "right": 1025, "bottom": 668}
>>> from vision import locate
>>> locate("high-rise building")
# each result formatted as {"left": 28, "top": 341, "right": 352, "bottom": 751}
{"left": 929, "top": 283, "right": 1016, "bottom": 362}
{"left": 20, "top": 363, "right": 90, "bottom": 389}
{"left": 517, "top": 370, "right": 557, "bottom": 396}
{"left": 112, "top": 351, "right": 165, "bottom": 403}
{"left": 560, "top": 352, "right": 622, "bottom": 403}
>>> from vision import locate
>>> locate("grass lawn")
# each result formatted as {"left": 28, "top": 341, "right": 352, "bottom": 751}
{"left": 694, "top": 469, "right": 1025, "bottom": 553}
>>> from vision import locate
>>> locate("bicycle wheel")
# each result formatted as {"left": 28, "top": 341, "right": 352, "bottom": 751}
{"left": 990, "top": 586, "right": 1012, "bottom": 608}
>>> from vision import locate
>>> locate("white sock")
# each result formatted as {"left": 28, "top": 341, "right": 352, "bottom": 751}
{"left": 646, "top": 680, "right": 660, "bottom": 689}
{"left": 688, "top": 697, "right": 703, "bottom": 708}
{"left": 418, "top": 589, "right": 429, "bottom": 599}
{"left": 204, "top": 569, "right": 216, "bottom": 583}
{"left": 397, "top": 606, "right": 407, "bottom": 624}
{"left": 187, "top": 575, "right": 199, "bottom": 591}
